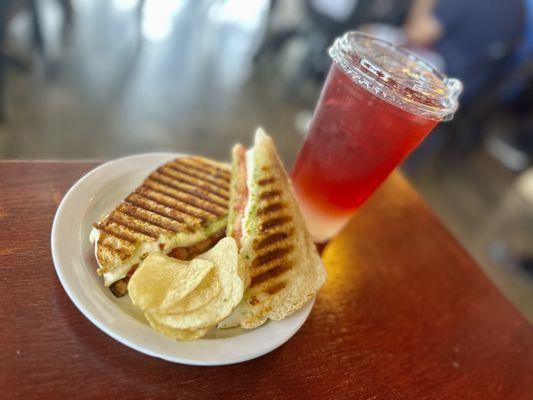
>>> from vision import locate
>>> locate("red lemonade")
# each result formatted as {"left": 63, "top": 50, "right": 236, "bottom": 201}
{"left": 291, "top": 32, "right": 461, "bottom": 241}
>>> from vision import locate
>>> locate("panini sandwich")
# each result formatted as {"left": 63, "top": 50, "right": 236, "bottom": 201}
{"left": 224, "top": 129, "right": 326, "bottom": 329}
{"left": 90, "top": 156, "right": 231, "bottom": 296}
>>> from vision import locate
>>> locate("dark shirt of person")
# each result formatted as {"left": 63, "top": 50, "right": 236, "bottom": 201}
{"left": 434, "top": 0, "right": 525, "bottom": 103}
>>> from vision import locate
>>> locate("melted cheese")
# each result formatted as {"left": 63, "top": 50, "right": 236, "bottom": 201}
{"left": 90, "top": 220, "right": 226, "bottom": 287}
{"left": 241, "top": 146, "right": 255, "bottom": 236}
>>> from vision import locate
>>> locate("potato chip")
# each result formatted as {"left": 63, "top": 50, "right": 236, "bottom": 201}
{"left": 127, "top": 238, "right": 244, "bottom": 340}
{"left": 145, "top": 312, "right": 209, "bottom": 341}
{"left": 217, "top": 304, "right": 243, "bottom": 329}
{"left": 164, "top": 270, "right": 221, "bottom": 314}
{"left": 128, "top": 253, "right": 214, "bottom": 311}
{"left": 147, "top": 237, "right": 244, "bottom": 330}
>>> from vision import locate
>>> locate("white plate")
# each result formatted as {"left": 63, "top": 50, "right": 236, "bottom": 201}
{"left": 51, "top": 153, "right": 314, "bottom": 365}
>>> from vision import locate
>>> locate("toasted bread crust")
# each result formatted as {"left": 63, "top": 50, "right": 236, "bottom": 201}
{"left": 93, "top": 156, "right": 231, "bottom": 283}
{"left": 228, "top": 130, "right": 326, "bottom": 329}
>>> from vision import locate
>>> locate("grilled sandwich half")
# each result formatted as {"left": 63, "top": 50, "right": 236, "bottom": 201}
{"left": 224, "top": 128, "right": 326, "bottom": 329}
{"left": 91, "top": 156, "right": 231, "bottom": 296}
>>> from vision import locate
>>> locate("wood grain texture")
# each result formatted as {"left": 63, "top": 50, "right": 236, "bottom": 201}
{"left": 0, "top": 162, "right": 532, "bottom": 400}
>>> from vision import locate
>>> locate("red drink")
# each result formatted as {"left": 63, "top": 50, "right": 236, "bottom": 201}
{"left": 292, "top": 32, "right": 462, "bottom": 241}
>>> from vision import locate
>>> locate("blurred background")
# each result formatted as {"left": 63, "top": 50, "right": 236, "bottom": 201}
{"left": 0, "top": 0, "right": 531, "bottom": 319}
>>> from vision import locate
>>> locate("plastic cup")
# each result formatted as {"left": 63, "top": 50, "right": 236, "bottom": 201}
{"left": 291, "top": 32, "right": 462, "bottom": 242}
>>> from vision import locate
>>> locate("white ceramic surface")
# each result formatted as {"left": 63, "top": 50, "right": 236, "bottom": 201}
{"left": 51, "top": 153, "right": 314, "bottom": 365}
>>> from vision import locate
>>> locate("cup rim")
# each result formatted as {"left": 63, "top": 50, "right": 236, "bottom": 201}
{"left": 329, "top": 31, "right": 463, "bottom": 121}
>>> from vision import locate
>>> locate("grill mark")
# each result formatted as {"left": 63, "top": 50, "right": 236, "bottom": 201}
{"left": 256, "top": 202, "right": 285, "bottom": 216}
{"left": 98, "top": 234, "right": 135, "bottom": 252}
{"left": 260, "top": 215, "right": 292, "bottom": 231}
{"left": 99, "top": 242, "right": 130, "bottom": 260}
{"left": 133, "top": 192, "right": 208, "bottom": 223}
{"left": 265, "top": 281, "right": 287, "bottom": 295}
{"left": 94, "top": 221, "right": 153, "bottom": 243}
{"left": 169, "top": 161, "right": 230, "bottom": 192}
{"left": 117, "top": 205, "right": 182, "bottom": 233}
{"left": 98, "top": 225, "right": 150, "bottom": 243}
{"left": 99, "top": 228, "right": 134, "bottom": 244}
{"left": 93, "top": 222, "right": 136, "bottom": 244}
{"left": 251, "top": 263, "right": 292, "bottom": 287}
{"left": 108, "top": 213, "right": 159, "bottom": 239}
{"left": 253, "top": 230, "right": 293, "bottom": 251}
{"left": 150, "top": 174, "right": 228, "bottom": 209}
{"left": 251, "top": 246, "right": 293, "bottom": 268}
{"left": 180, "top": 157, "right": 231, "bottom": 180}
{"left": 259, "top": 190, "right": 281, "bottom": 200}
{"left": 124, "top": 196, "right": 189, "bottom": 225}
{"left": 258, "top": 177, "right": 275, "bottom": 186}
{"left": 140, "top": 183, "right": 224, "bottom": 217}
{"left": 93, "top": 221, "right": 109, "bottom": 231}
{"left": 163, "top": 165, "right": 230, "bottom": 199}
{"left": 158, "top": 168, "right": 230, "bottom": 202}
{"left": 248, "top": 296, "right": 259, "bottom": 306}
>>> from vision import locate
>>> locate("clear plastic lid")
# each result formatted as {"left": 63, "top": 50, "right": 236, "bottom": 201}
{"left": 329, "top": 31, "right": 462, "bottom": 121}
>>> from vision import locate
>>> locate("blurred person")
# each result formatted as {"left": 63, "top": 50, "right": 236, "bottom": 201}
{"left": 404, "top": 0, "right": 526, "bottom": 103}
{"left": 0, "top": 0, "right": 73, "bottom": 120}
{"left": 483, "top": 74, "right": 532, "bottom": 170}
{"left": 254, "top": 0, "right": 414, "bottom": 83}
{"left": 482, "top": 0, "right": 533, "bottom": 170}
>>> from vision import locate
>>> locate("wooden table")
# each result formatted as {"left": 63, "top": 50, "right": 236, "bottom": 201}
{"left": 1, "top": 161, "right": 532, "bottom": 400}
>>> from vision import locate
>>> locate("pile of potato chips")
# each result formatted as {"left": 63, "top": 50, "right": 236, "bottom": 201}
{"left": 128, "top": 237, "right": 245, "bottom": 340}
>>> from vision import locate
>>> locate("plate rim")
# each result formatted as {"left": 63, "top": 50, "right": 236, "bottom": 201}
{"left": 51, "top": 152, "right": 314, "bottom": 366}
